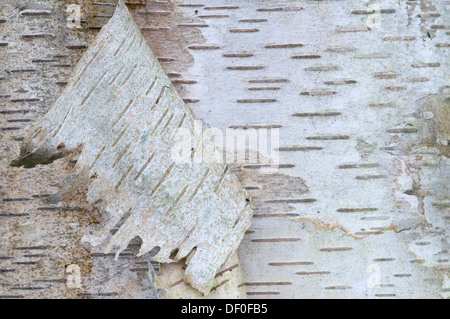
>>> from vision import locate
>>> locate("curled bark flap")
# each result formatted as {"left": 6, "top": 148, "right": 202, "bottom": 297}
{"left": 11, "top": 0, "right": 252, "bottom": 295}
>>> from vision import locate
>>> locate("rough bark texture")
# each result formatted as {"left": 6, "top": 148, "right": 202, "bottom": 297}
{"left": 9, "top": 0, "right": 252, "bottom": 295}
{"left": 156, "top": 252, "right": 247, "bottom": 299}
{"left": 1, "top": 0, "right": 449, "bottom": 299}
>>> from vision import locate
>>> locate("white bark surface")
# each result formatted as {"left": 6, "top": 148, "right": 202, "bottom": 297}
{"left": 1, "top": 0, "right": 448, "bottom": 299}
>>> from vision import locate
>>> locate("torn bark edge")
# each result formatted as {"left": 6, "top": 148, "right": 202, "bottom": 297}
{"left": 9, "top": 0, "right": 250, "bottom": 298}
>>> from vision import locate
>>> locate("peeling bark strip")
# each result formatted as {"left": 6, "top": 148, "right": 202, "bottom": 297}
{"left": 11, "top": 0, "right": 252, "bottom": 295}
